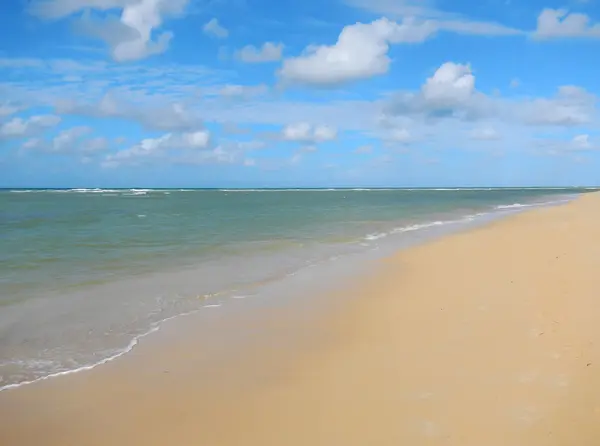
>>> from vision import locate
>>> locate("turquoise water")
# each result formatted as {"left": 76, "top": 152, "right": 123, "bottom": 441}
{"left": 0, "top": 187, "right": 591, "bottom": 389}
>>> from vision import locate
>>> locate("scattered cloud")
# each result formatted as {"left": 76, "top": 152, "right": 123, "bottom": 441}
{"left": 52, "top": 126, "right": 92, "bottom": 152}
{"left": 64, "top": 0, "right": 189, "bottom": 61}
{"left": 469, "top": 126, "right": 501, "bottom": 140}
{"left": 103, "top": 130, "right": 211, "bottom": 166}
{"left": 533, "top": 9, "right": 600, "bottom": 39}
{"left": 21, "top": 127, "right": 109, "bottom": 155}
{"left": 57, "top": 93, "right": 206, "bottom": 131}
{"left": 355, "top": 145, "right": 373, "bottom": 154}
{"left": 386, "top": 128, "right": 412, "bottom": 143}
{"left": 29, "top": 0, "right": 130, "bottom": 19}
{"left": 235, "top": 42, "right": 284, "bottom": 63}
{"left": 282, "top": 122, "right": 338, "bottom": 143}
{"left": 571, "top": 134, "right": 593, "bottom": 150}
{"left": 218, "top": 84, "right": 268, "bottom": 98}
{"left": 0, "top": 103, "right": 22, "bottom": 118}
{"left": 0, "top": 115, "right": 61, "bottom": 138}
{"left": 342, "top": 0, "right": 523, "bottom": 36}
{"left": 203, "top": 18, "right": 229, "bottom": 39}
{"left": 290, "top": 145, "right": 318, "bottom": 164}
{"left": 534, "top": 133, "right": 597, "bottom": 156}
{"left": 522, "top": 86, "right": 597, "bottom": 126}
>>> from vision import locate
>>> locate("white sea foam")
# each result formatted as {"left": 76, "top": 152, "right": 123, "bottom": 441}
{"left": 365, "top": 232, "right": 388, "bottom": 241}
{"left": 495, "top": 203, "right": 532, "bottom": 209}
{"left": 0, "top": 325, "right": 160, "bottom": 392}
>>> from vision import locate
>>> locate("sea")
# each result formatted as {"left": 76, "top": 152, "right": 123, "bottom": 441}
{"left": 0, "top": 187, "right": 593, "bottom": 390}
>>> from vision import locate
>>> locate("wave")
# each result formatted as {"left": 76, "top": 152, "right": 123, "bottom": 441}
{"left": 494, "top": 203, "right": 532, "bottom": 209}
{"left": 0, "top": 325, "right": 160, "bottom": 392}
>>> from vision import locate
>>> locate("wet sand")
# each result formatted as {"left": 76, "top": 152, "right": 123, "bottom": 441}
{"left": 2, "top": 192, "right": 600, "bottom": 445}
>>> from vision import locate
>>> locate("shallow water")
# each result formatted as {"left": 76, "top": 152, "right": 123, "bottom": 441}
{"left": 0, "top": 187, "right": 591, "bottom": 389}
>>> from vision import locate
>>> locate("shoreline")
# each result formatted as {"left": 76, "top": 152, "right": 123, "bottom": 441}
{"left": 0, "top": 194, "right": 575, "bottom": 393}
{"left": 3, "top": 192, "right": 600, "bottom": 445}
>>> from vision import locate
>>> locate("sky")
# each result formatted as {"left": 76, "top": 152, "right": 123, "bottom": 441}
{"left": 0, "top": 0, "right": 599, "bottom": 187}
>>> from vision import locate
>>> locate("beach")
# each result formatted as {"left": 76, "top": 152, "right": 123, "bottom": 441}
{"left": 2, "top": 191, "right": 600, "bottom": 445}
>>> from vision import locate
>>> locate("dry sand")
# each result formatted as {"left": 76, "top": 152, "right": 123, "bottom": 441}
{"left": 2, "top": 192, "right": 600, "bottom": 445}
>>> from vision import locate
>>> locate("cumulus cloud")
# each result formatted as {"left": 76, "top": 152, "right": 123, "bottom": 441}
{"left": 203, "top": 18, "right": 228, "bottom": 39}
{"left": 385, "top": 62, "right": 492, "bottom": 121}
{"left": 279, "top": 17, "right": 438, "bottom": 86}
{"left": 235, "top": 42, "right": 284, "bottom": 63}
{"left": 534, "top": 9, "right": 600, "bottom": 39}
{"left": 422, "top": 62, "right": 475, "bottom": 107}
{"left": 0, "top": 115, "right": 61, "bottom": 138}
{"left": 282, "top": 122, "right": 338, "bottom": 143}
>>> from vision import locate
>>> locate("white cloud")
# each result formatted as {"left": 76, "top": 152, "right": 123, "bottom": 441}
{"left": 219, "top": 84, "right": 268, "bottom": 98}
{"left": 354, "top": 145, "right": 373, "bottom": 154}
{"left": 282, "top": 122, "right": 338, "bottom": 143}
{"left": 534, "top": 9, "right": 600, "bottom": 39}
{"left": 57, "top": 94, "right": 206, "bottom": 131}
{"left": 342, "top": 0, "right": 522, "bottom": 36}
{"left": 469, "top": 127, "right": 501, "bottom": 141}
{"left": 104, "top": 130, "right": 210, "bottom": 166}
{"left": 385, "top": 62, "right": 492, "bottom": 120}
{"left": 290, "top": 145, "right": 318, "bottom": 164}
{"left": 56, "top": 0, "right": 188, "bottom": 61}
{"left": 535, "top": 133, "right": 597, "bottom": 155}
{"left": 203, "top": 18, "right": 228, "bottom": 39}
{"left": 21, "top": 127, "right": 109, "bottom": 155}
{"left": 29, "top": 0, "right": 129, "bottom": 18}
{"left": 422, "top": 62, "right": 475, "bottom": 107}
{"left": 522, "top": 85, "right": 597, "bottom": 126}
{"left": 236, "top": 42, "right": 284, "bottom": 63}
{"left": 103, "top": 132, "right": 262, "bottom": 167}
{"left": 81, "top": 136, "right": 109, "bottom": 153}
{"left": 279, "top": 18, "right": 438, "bottom": 86}
{"left": 0, "top": 103, "right": 22, "bottom": 118}
{"left": 387, "top": 128, "right": 411, "bottom": 143}
{"left": 0, "top": 115, "right": 61, "bottom": 138}
{"left": 571, "top": 134, "right": 593, "bottom": 150}
{"left": 52, "top": 126, "right": 92, "bottom": 151}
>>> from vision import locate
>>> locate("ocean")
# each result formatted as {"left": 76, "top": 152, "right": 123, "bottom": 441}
{"left": 0, "top": 187, "right": 591, "bottom": 390}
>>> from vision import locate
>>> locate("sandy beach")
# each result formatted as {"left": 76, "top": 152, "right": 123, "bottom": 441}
{"left": 2, "top": 192, "right": 600, "bottom": 446}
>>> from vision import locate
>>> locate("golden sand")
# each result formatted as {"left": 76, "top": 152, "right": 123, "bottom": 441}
{"left": 2, "top": 193, "right": 600, "bottom": 445}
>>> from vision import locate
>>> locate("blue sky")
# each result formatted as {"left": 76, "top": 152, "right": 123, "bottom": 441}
{"left": 0, "top": 0, "right": 599, "bottom": 187}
